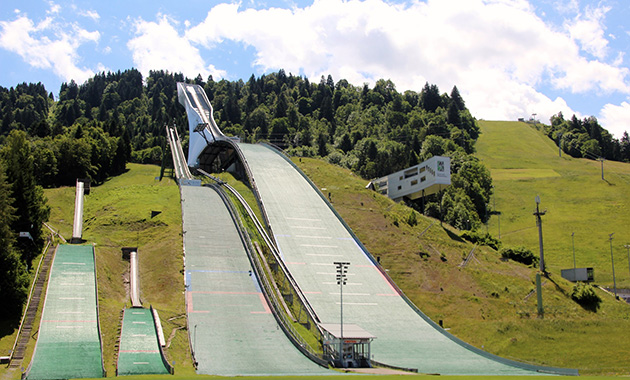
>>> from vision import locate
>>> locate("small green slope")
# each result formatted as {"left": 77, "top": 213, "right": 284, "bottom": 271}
{"left": 477, "top": 120, "right": 630, "bottom": 288}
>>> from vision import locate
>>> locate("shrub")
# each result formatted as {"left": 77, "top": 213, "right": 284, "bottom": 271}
{"left": 460, "top": 230, "right": 501, "bottom": 250}
{"left": 407, "top": 210, "right": 418, "bottom": 226}
{"left": 571, "top": 282, "right": 601, "bottom": 312}
{"left": 500, "top": 246, "right": 538, "bottom": 266}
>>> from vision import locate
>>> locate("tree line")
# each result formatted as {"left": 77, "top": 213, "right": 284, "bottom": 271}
{"left": 545, "top": 112, "right": 630, "bottom": 161}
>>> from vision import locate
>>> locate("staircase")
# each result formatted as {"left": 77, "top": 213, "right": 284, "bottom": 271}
{"left": 8, "top": 243, "right": 56, "bottom": 369}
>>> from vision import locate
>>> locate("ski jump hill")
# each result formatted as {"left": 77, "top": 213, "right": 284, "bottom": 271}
{"left": 175, "top": 83, "right": 578, "bottom": 376}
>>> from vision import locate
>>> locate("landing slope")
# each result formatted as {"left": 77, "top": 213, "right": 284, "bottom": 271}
{"left": 25, "top": 244, "right": 103, "bottom": 380}
{"left": 180, "top": 185, "right": 329, "bottom": 376}
{"left": 477, "top": 121, "right": 630, "bottom": 287}
{"left": 117, "top": 308, "right": 170, "bottom": 376}
{"left": 237, "top": 143, "right": 573, "bottom": 375}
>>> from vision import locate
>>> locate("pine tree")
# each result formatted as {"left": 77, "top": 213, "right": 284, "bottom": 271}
{"left": 1, "top": 130, "right": 50, "bottom": 264}
{"left": 0, "top": 160, "right": 29, "bottom": 317}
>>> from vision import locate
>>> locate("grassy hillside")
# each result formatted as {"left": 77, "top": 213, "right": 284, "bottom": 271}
{"left": 294, "top": 155, "right": 630, "bottom": 375}
{"left": 0, "top": 164, "right": 195, "bottom": 380}
{"left": 477, "top": 121, "right": 630, "bottom": 289}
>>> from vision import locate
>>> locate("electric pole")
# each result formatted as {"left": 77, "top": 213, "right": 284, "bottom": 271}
{"left": 609, "top": 234, "right": 617, "bottom": 298}
{"left": 572, "top": 232, "right": 576, "bottom": 270}
{"left": 533, "top": 196, "right": 546, "bottom": 274}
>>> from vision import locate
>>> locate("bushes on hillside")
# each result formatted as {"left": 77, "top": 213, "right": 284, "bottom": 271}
{"left": 571, "top": 282, "right": 601, "bottom": 312}
{"left": 460, "top": 230, "right": 501, "bottom": 250}
{"left": 500, "top": 246, "right": 538, "bottom": 266}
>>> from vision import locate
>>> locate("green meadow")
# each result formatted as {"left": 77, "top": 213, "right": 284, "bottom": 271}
{"left": 477, "top": 120, "right": 630, "bottom": 288}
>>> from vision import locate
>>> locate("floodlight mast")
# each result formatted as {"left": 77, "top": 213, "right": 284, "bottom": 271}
{"left": 624, "top": 244, "right": 630, "bottom": 281}
{"left": 334, "top": 261, "right": 350, "bottom": 368}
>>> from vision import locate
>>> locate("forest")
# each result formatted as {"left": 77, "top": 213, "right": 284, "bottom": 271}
{"left": 0, "top": 68, "right": 627, "bottom": 317}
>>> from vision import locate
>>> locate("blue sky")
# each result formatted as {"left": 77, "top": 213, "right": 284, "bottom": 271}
{"left": 1, "top": 0, "right": 629, "bottom": 137}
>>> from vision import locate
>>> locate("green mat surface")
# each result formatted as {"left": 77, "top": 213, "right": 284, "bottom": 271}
{"left": 117, "top": 308, "right": 170, "bottom": 376}
{"left": 237, "top": 143, "right": 576, "bottom": 376}
{"left": 26, "top": 244, "right": 104, "bottom": 380}
{"left": 181, "top": 185, "right": 330, "bottom": 375}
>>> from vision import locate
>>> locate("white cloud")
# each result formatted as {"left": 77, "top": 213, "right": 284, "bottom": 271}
{"left": 565, "top": 5, "right": 610, "bottom": 59}
{"left": 79, "top": 10, "right": 101, "bottom": 22}
{"left": 0, "top": 15, "right": 100, "bottom": 84}
{"left": 184, "top": 0, "right": 629, "bottom": 125}
{"left": 47, "top": 1, "right": 61, "bottom": 15}
{"left": 127, "top": 15, "right": 226, "bottom": 80}
{"left": 600, "top": 101, "right": 630, "bottom": 138}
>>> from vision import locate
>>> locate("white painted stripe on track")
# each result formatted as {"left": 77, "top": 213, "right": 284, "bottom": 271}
{"left": 296, "top": 235, "right": 332, "bottom": 239}
{"left": 291, "top": 226, "right": 326, "bottom": 230}
{"left": 329, "top": 292, "right": 371, "bottom": 296}
{"left": 286, "top": 217, "right": 321, "bottom": 221}
{"left": 336, "top": 302, "right": 378, "bottom": 306}
{"left": 301, "top": 244, "right": 338, "bottom": 248}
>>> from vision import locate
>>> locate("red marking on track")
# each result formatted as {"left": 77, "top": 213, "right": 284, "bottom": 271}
{"left": 189, "top": 291, "right": 261, "bottom": 295}
{"left": 254, "top": 293, "right": 271, "bottom": 314}
{"left": 303, "top": 291, "right": 322, "bottom": 294}
{"left": 186, "top": 292, "right": 193, "bottom": 313}
{"left": 286, "top": 262, "right": 306, "bottom": 265}
{"left": 376, "top": 294, "right": 398, "bottom": 296}
{"left": 374, "top": 267, "right": 399, "bottom": 294}
{"left": 186, "top": 292, "right": 209, "bottom": 313}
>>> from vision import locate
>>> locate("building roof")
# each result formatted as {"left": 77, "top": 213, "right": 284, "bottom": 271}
{"left": 319, "top": 324, "right": 376, "bottom": 339}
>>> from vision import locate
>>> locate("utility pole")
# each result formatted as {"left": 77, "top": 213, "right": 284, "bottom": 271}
{"left": 609, "top": 234, "right": 617, "bottom": 298}
{"left": 335, "top": 261, "right": 350, "bottom": 368}
{"left": 572, "top": 232, "right": 576, "bottom": 270}
{"left": 625, "top": 244, "right": 630, "bottom": 281}
{"left": 533, "top": 196, "right": 547, "bottom": 274}
{"left": 599, "top": 157, "right": 605, "bottom": 180}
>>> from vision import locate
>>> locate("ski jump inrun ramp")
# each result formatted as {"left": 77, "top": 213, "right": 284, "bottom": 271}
{"left": 176, "top": 83, "right": 578, "bottom": 376}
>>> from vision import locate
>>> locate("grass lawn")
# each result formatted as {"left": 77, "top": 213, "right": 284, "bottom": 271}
{"left": 476, "top": 121, "right": 630, "bottom": 289}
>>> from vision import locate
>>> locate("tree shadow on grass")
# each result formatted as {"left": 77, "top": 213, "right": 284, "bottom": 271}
{"left": 442, "top": 226, "right": 465, "bottom": 243}
{"left": 0, "top": 313, "right": 21, "bottom": 343}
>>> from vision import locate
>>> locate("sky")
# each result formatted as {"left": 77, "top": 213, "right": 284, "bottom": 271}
{"left": 1, "top": 0, "right": 629, "bottom": 138}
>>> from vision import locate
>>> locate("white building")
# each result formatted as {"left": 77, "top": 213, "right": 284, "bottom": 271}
{"left": 369, "top": 156, "right": 451, "bottom": 202}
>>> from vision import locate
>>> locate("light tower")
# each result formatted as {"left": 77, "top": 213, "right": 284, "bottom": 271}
{"left": 334, "top": 261, "right": 350, "bottom": 367}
